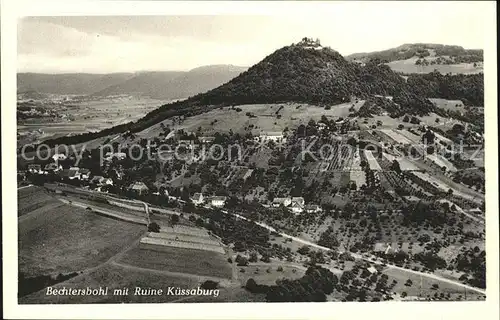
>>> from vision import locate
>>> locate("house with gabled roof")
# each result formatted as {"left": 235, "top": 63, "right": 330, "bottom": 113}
{"left": 209, "top": 196, "right": 227, "bottom": 208}
{"left": 272, "top": 197, "right": 292, "bottom": 208}
{"left": 91, "top": 175, "right": 113, "bottom": 186}
{"left": 44, "top": 162, "right": 62, "bottom": 172}
{"left": 191, "top": 193, "right": 204, "bottom": 205}
{"left": 289, "top": 200, "right": 304, "bottom": 214}
{"left": 291, "top": 197, "right": 305, "bottom": 207}
{"left": 27, "top": 164, "right": 42, "bottom": 173}
{"left": 128, "top": 181, "right": 149, "bottom": 195}
{"left": 304, "top": 204, "right": 322, "bottom": 214}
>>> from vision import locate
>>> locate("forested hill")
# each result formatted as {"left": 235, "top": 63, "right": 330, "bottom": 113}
{"left": 37, "top": 38, "right": 483, "bottom": 148}
{"left": 195, "top": 43, "right": 407, "bottom": 105}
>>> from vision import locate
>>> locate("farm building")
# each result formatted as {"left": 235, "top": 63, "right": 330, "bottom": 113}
{"left": 44, "top": 163, "right": 61, "bottom": 172}
{"left": 289, "top": 200, "right": 304, "bottom": 214}
{"left": 291, "top": 197, "right": 305, "bottom": 206}
{"left": 105, "top": 152, "right": 127, "bottom": 161}
{"left": 18, "top": 171, "right": 27, "bottom": 181}
{"left": 52, "top": 153, "right": 67, "bottom": 161}
{"left": 191, "top": 193, "right": 204, "bottom": 205}
{"left": 67, "top": 167, "right": 81, "bottom": 180}
{"left": 304, "top": 204, "right": 322, "bottom": 214}
{"left": 272, "top": 197, "right": 292, "bottom": 207}
{"left": 242, "top": 169, "right": 254, "bottom": 181}
{"left": 79, "top": 168, "right": 91, "bottom": 180}
{"left": 403, "top": 195, "right": 421, "bottom": 203}
{"left": 199, "top": 136, "right": 215, "bottom": 144}
{"left": 91, "top": 176, "right": 113, "bottom": 186}
{"left": 254, "top": 131, "right": 286, "bottom": 143}
{"left": 27, "top": 164, "right": 42, "bottom": 173}
{"left": 129, "top": 182, "right": 149, "bottom": 195}
{"left": 153, "top": 188, "right": 169, "bottom": 196}
{"left": 209, "top": 196, "right": 227, "bottom": 208}
{"left": 367, "top": 266, "right": 378, "bottom": 274}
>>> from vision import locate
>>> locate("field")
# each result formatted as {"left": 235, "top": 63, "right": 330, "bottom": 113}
{"left": 19, "top": 200, "right": 146, "bottom": 277}
{"left": 237, "top": 263, "right": 305, "bottom": 286}
{"left": 116, "top": 243, "right": 233, "bottom": 279}
{"left": 381, "top": 267, "right": 485, "bottom": 301}
{"left": 135, "top": 101, "right": 365, "bottom": 139}
{"left": 19, "top": 263, "right": 201, "bottom": 304}
{"left": 429, "top": 98, "right": 466, "bottom": 112}
{"left": 17, "top": 186, "right": 62, "bottom": 217}
{"left": 379, "top": 129, "right": 413, "bottom": 145}
{"left": 17, "top": 96, "right": 168, "bottom": 145}
{"left": 386, "top": 58, "right": 483, "bottom": 75}
{"left": 426, "top": 154, "right": 458, "bottom": 172}
{"left": 382, "top": 152, "right": 419, "bottom": 171}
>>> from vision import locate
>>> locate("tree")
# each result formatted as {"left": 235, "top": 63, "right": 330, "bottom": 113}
{"left": 403, "top": 115, "right": 410, "bottom": 122}
{"left": 235, "top": 255, "right": 249, "bottom": 266}
{"left": 245, "top": 278, "right": 258, "bottom": 292}
{"left": 297, "top": 245, "right": 311, "bottom": 255}
{"left": 170, "top": 214, "right": 180, "bottom": 226}
{"left": 147, "top": 222, "right": 160, "bottom": 233}
{"left": 391, "top": 160, "right": 402, "bottom": 174}
{"left": 201, "top": 280, "right": 218, "bottom": 290}
{"left": 249, "top": 252, "right": 258, "bottom": 263}
{"left": 422, "top": 130, "right": 436, "bottom": 144}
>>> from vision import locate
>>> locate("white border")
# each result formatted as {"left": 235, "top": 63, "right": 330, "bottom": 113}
{"left": 2, "top": 1, "right": 498, "bottom": 319}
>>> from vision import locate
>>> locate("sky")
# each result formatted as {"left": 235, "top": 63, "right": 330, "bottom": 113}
{"left": 17, "top": 2, "right": 491, "bottom": 74}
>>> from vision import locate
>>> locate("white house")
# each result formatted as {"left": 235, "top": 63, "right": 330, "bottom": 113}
{"left": 272, "top": 197, "right": 292, "bottom": 208}
{"left": 304, "top": 204, "right": 322, "bottom": 214}
{"left": 191, "top": 193, "right": 204, "bottom": 205}
{"left": 52, "top": 153, "right": 67, "bottom": 162}
{"left": 79, "top": 169, "right": 91, "bottom": 180}
{"left": 129, "top": 181, "right": 149, "bottom": 195}
{"left": 254, "top": 131, "right": 286, "bottom": 144}
{"left": 291, "top": 197, "right": 305, "bottom": 207}
{"left": 91, "top": 176, "right": 113, "bottom": 186}
{"left": 67, "top": 167, "right": 80, "bottom": 180}
{"left": 367, "top": 266, "right": 378, "bottom": 274}
{"left": 199, "top": 136, "right": 215, "bottom": 144}
{"left": 44, "top": 163, "right": 62, "bottom": 172}
{"left": 27, "top": 164, "right": 42, "bottom": 174}
{"left": 289, "top": 200, "right": 304, "bottom": 214}
{"left": 105, "top": 152, "right": 127, "bottom": 161}
{"left": 210, "top": 196, "right": 227, "bottom": 208}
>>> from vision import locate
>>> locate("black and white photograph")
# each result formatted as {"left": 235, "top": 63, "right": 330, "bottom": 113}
{"left": 2, "top": 1, "right": 499, "bottom": 318}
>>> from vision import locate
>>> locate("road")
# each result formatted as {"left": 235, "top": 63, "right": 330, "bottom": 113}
{"left": 59, "top": 198, "right": 148, "bottom": 225}
{"left": 219, "top": 209, "right": 486, "bottom": 295}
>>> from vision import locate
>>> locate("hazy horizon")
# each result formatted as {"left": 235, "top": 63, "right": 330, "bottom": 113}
{"left": 18, "top": 3, "right": 489, "bottom": 74}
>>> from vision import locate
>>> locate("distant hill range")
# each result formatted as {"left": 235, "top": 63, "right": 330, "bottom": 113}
{"left": 91, "top": 65, "right": 247, "bottom": 100}
{"left": 346, "top": 43, "right": 483, "bottom": 74}
{"left": 38, "top": 38, "right": 484, "bottom": 148}
{"left": 17, "top": 73, "right": 135, "bottom": 96}
{"left": 17, "top": 65, "right": 247, "bottom": 100}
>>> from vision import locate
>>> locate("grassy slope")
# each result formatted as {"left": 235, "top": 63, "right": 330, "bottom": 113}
{"left": 19, "top": 202, "right": 145, "bottom": 277}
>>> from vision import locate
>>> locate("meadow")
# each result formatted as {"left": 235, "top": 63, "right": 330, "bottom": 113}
{"left": 19, "top": 198, "right": 145, "bottom": 277}
{"left": 116, "top": 243, "right": 233, "bottom": 279}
